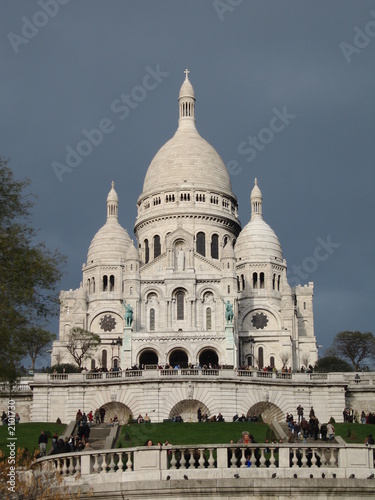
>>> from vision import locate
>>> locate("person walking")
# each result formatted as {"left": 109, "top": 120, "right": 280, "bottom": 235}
{"left": 38, "top": 430, "right": 48, "bottom": 456}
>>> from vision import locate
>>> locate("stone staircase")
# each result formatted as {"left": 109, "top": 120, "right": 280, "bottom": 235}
{"left": 87, "top": 423, "right": 114, "bottom": 449}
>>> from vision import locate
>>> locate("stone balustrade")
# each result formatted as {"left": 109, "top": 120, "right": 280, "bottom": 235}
{"left": 35, "top": 443, "right": 375, "bottom": 483}
{"left": 32, "top": 370, "right": 375, "bottom": 386}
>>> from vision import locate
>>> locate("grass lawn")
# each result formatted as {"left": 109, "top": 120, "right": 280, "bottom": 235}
{"left": 117, "top": 421, "right": 272, "bottom": 448}
{"left": 334, "top": 423, "right": 375, "bottom": 444}
{"left": 0, "top": 422, "right": 67, "bottom": 457}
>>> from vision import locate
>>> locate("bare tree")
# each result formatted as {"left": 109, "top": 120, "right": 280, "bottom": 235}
{"left": 326, "top": 331, "right": 375, "bottom": 370}
{"left": 23, "top": 328, "right": 56, "bottom": 370}
{"left": 280, "top": 351, "right": 290, "bottom": 368}
{"left": 301, "top": 353, "right": 310, "bottom": 368}
{"left": 64, "top": 327, "right": 100, "bottom": 370}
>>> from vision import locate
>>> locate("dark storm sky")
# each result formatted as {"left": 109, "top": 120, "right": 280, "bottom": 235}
{"left": 1, "top": 0, "right": 374, "bottom": 364}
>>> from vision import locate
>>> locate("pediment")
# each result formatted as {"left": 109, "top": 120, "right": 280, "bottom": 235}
{"left": 194, "top": 252, "right": 222, "bottom": 272}
{"left": 140, "top": 253, "right": 168, "bottom": 275}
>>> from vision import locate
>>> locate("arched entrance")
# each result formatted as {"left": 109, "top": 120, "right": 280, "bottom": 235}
{"left": 199, "top": 348, "right": 219, "bottom": 368}
{"left": 98, "top": 402, "right": 132, "bottom": 424}
{"left": 139, "top": 349, "right": 158, "bottom": 367}
{"left": 169, "top": 399, "right": 210, "bottom": 422}
{"left": 247, "top": 402, "right": 284, "bottom": 424}
{"left": 169, "top": 349, "right": 188, "bottom": 368}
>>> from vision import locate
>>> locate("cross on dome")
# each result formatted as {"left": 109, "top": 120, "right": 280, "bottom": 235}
{"left": 184, "top": 68, "right": 190, "bottom": 80}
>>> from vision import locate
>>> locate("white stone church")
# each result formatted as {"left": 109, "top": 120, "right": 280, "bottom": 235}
{"left": 51, "top": 72, "right": 317, "bottom": 372}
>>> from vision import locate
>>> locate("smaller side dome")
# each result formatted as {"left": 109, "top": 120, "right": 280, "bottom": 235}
{"left": 235, "top": 179, "right": 283, "bottom": 262}
{"left": 86, "top": 183, "right": 132, "bottom": 264}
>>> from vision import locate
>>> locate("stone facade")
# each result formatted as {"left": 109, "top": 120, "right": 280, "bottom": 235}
{"left": 51, "top": 72, "right": 317, "bottom": 373}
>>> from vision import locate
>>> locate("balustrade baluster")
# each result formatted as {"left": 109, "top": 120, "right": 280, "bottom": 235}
{"left": 198, "top": 449, "right": 205, "bottom": 469}
{"left": 170, "top": 450, "right": 177, "bottom": 469}
{"left": 301, "top": 448, "right": 308, "bottom": 467}
{"left": 126, "top": 452, "right": 133, "bottom": 471}
{"left": 180, "top": 449, "right": 187, "bottom": 469}
{"left": 116, "top": 452, "right": 124, "bottom": 472}
{"left": 329, "top": 448, "right": 337, "bottom": 467}
{"left": 269, "top": 447, "right": 276, "bottom": 468}
{"left": 100, "top": 453, "right": 108, "bottom": 473}
{"left": 61, "top": 457, "right": 68, "bottom": 476}
{"left": 54, "top": 458, "right": 61, "bottom": 475}
{"left": 320, "top": 448, "right": 327, "bottom": 467}
{"left": 75, "top": 456, "right": 81, "bottom": 475}
{"left": 208, "top": 448, "right": 215, "bottom": 468}
{"left": 291, "top": 448, "right": 299, "bottom": 468}
{"left": 311, "top": 448, "right": 318, "bottom": 468}
{"left": 67, "top": 455, "right": 74, "bottom": 474}
{"left": 259, "top": 448, "right": 266, "bottom": 468}
{"left": 93, "top": 454, "right": 100, "bottom": 473}
{"left": 108, "top": 452, "right": 116, "bottom": 472}
{"left": 230, "top": 448, "right": 237, "bottom": 468}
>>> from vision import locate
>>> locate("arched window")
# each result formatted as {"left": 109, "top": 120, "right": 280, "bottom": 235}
{"left": 153, "top": 235, "right": 161, "bottom": 258}
{"left": 176, "top": 291, "right": 184, "bottom": 320}
{"left": 260, "top": 272, "right": 265, "bottom": 289}
{"left": 103, "top": 275, "right": 108, "bottom": 292}
{"left": 92, "top": 277, "right": 95, "bottom": 293}
{"left": 258, "top": 347, "right": 264, "bottom": 370}
{"left": 270, "top": 356, "right": 275, "bottom": 368}
{"left": 91, "top": 359, "right": 95, "bottom": 370}
{"left": 102, "top": 350, "right": 107, "bottom": 370}
{"left": 150, "top": 308, "right": 155, "bottom": 331}
{"left": 272, "top": 273, "right": 276, "bottom": 290}
{"left": 87, "top": 279, "right": 91, "bottom": 294}
{"left": 110, "top": 275, "right": 115, "bottom": 291}
{"left": 196, "top": 232, "right": 205, "bottom": 256}
{"left": 241, "top": 274, "right": 245, "bottom": 290}
{"left": 252, "top": 272, "right": 258, "bottom": 289}
{"left": 277, "top": 275, "right": 281, "bottom": 291}
{"left": 237, "top": 276, "right": 240, "bottom": 292}
{"left": 145, "top": 239, "right": 149, "bottom": 264}
{"left": 211, "top": 234, "right": 219, "bottom": 259}
{"left": 206, "top": 308, "right": 212, "bottom": 330}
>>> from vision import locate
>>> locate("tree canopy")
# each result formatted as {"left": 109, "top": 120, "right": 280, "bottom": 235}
{"left": 326, "top": 331, "right": 375, "bottom": 370}
{"left": 0, "top": 158, "right": 65, "bottom": 383}
{"left": 314, "top": 355, "right": 353, "bottom": 373}
{"left": 64, "top": 327, "right": 101, "bottom": 369}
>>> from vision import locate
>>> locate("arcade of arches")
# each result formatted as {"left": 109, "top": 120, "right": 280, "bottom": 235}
{"left": 138, "top": 348, "right": 219, "bottom": 368}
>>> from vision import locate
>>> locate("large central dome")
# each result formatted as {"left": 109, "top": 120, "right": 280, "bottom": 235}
{"left": 141, "top": 71, "right": 233, "bottom": 199}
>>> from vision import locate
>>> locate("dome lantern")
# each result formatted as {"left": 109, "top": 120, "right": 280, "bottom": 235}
{"left": 107, "top": 181, "right": 118, "bottom": 220}
{"left": 178, "top": 68, "right": 196, "bottom": 128}
{"left": 251, "top": 178, "right": 263, "bottom": 219}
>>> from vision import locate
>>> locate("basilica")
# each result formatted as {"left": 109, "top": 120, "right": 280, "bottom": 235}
{"left": 51, "top": 72, "right": 317, "bottom": 372}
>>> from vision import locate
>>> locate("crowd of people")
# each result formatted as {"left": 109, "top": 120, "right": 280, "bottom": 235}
{"left": 286, "top": 405, "right": 336, "bottom": 442}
